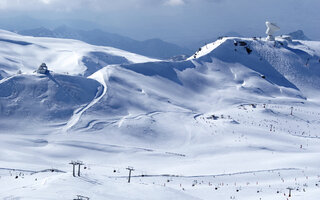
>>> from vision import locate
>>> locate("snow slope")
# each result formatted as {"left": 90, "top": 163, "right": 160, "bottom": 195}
{"left": 190, "top": 37, "right": 320, "bottom": 95}
{"left": 1, "top": 32, "right": 320, "bottom": 200}
{"left": 0, "top": 30, "right": 158, "bottom": 77}
{"left": 0, "top": 72, "right": 102, "bottom": 131}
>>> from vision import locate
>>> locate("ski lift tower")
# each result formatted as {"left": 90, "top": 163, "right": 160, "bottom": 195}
{"left": 69, "top": 160, "right": 84, "bottom": 177}
{"left": 266, "top": 21, "right": 280, "bottom": 41}
{"left": 126, "top": 166, "right": 135, "bottom": 183}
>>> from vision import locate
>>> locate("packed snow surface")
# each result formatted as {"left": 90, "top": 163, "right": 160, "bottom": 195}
{"left": 1, "top": 31, "right": 320, "bottom": 200}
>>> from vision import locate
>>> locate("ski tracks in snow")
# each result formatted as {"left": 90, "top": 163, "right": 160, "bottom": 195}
{"left": 63, "top": 69, "right": 109, "bottom": 132}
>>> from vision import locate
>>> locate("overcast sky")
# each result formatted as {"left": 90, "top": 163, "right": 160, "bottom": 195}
{"left": 0, "top": 0, "right": 319, "bottom": 45}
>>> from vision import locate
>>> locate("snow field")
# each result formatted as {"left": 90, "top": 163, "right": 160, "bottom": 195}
{"left": 1, "top": 30, "right": 320, "bottom": 199}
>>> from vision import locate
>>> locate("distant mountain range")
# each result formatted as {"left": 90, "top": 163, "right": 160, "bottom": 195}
{"left": 18, "top": 26, "right": 192, "bottom": 59}
{"left": 288, "top": 30, "right": 310, "bottom": 40}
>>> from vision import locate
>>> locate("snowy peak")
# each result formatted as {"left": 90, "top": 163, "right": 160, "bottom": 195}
{"left": 0, "top": 29, "right": 158, "bottom": 78}
{"left": 0, "top": 30, "right": 319, "bottom": 133}
{"left": 188, "top": 37, "right": 320, "bottom": 94}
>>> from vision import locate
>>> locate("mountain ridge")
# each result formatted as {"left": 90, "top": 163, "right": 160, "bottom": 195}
{"left": 18, "top": 26, "right": 192, "bottom": 59}
{"left": 0, "top": 29, "right": 158, "bottom": 78}
{"left": 288, "top": 30, "right": 310, "bottom": 40}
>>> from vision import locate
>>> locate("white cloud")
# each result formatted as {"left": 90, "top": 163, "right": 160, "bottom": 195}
{"left": 0, "top": 0, "right": 53, "bottom": 9}
{"left": 40, "top": 0, "right": 52, "bottom": 4}
{"left": 164, "top": 0, "right": 185, "bottom": 6}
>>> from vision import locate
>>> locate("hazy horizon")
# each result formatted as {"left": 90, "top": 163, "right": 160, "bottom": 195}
{"left": 0, "top": 0, "right": 319, "bottom": 46}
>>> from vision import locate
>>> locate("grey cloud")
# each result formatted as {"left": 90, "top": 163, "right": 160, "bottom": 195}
{"left": 0, "top": 0, "right": 193, "bottom": 11}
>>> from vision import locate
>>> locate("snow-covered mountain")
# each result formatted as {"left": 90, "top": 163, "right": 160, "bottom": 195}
{"left": 0, "top": 73, "right": 102, "bottom": 130}
{"left": 186, "top": 31, "right": 243, "bottom": 51}
{"left": 288, "top": 30, "right": 311, "bottom": 41}
{"left": 0, "top": 29, "right": 157, "bottom": 78}
{"left": 1, "top": 30, "right": 320, "bottom": 200}
{"left": 18, "top": 26, "right": 193, "bottom": 59}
